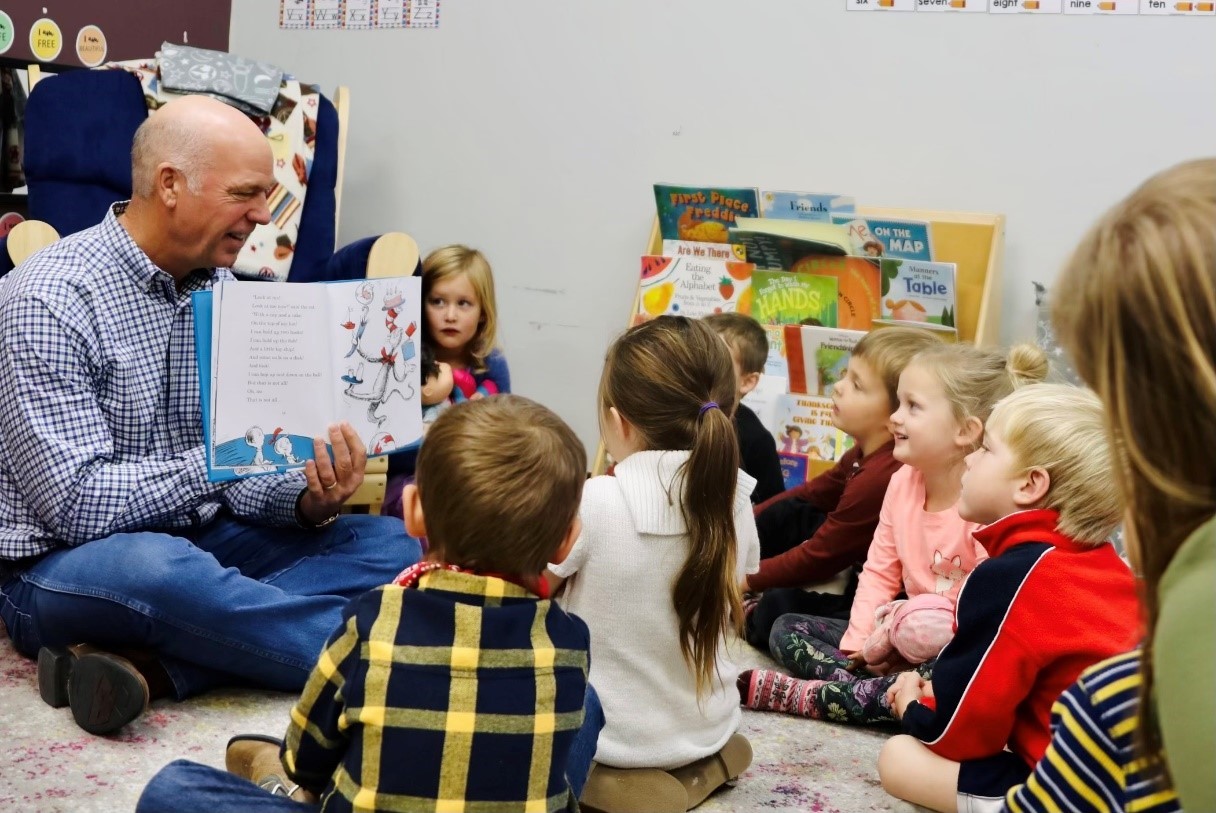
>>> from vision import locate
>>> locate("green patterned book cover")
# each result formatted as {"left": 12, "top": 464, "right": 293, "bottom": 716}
{"left": 747, "top": 271, "right": 838, "bottom": 328}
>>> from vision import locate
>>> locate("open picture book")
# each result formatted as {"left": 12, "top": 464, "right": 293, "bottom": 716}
{"left": 193, "top": 276, "right": 423, "bottom": 481}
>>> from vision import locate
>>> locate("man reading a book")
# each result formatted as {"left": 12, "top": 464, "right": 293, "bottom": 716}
{"left": 0, "top": 95, "right": 421, "bottom": 736}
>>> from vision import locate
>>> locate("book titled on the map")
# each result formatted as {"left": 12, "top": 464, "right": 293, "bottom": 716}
{"left": 831, "top": 214, "right": 934, "bottom": 261}
{"left": 660, "top": 239, "right": 746, "bottom": 262}
{"left": 746, "top": 271, "right": 838, "bottom": 328}
{"left": 759, "top": 190, "right": 856, "bottom": 223}
{"left": 771, "top": 393, "right": 847, "bottom": 489}
{"left": 784, "top": 324, "right": 868, "bottom": 396}
{"left": 654, "top": 184, "right": 759, "bottom": 243}
{"left": 193, "top": 277, "right": 423, "bottom": 481}
{"left": 636, "top": 255, "right": 755, "bottom": 323}
{"left": 877, "top": 258, "right": 957, "bottom": 330}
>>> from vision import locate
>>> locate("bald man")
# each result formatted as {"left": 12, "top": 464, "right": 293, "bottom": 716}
{"left": 0, "top": 96, "right": 421, "bottom": 736}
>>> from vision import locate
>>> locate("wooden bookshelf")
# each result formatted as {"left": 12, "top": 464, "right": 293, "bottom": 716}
{"left": 590, "top": 206, "right": 1005, "bottom": 476}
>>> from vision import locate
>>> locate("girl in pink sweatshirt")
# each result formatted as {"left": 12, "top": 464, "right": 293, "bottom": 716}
{"left": 740, "top": 342, "right": 1047, "bottom": 725}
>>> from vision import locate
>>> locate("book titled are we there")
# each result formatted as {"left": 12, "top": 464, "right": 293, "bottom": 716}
{"left": 193, "top": 277, "right": 423, "bottom": 481}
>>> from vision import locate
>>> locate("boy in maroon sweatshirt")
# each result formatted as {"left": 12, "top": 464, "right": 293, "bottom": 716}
{"left": 745, "top": 327, "right": 943, "bottom": 649}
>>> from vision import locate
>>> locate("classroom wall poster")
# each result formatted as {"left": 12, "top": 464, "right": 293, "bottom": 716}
{"left": 279, "top": 0, "right": 441, "bottom": 29}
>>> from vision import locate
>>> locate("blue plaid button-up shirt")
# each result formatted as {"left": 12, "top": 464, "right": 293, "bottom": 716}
{"left": 0, "top": 204, "right": 305, "bottom": 567}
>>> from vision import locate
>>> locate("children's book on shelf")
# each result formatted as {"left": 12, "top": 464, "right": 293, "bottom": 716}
{"left": 759, "top": 190, "right": 856, "bottom": 222}
{"left": 653, "top": 184, "right": 759, "bottom": 243}
{"left": 194, "top": 277, "right": 423, "bottom": 481}
{"left": 831, "top": 214, "right": 934, "bottom": 261}
{"left": 728, "top": 217, "right": 851, "bottom": 263}
{"left": 660, "top": 239, "right": 746, "bottom": 261}
{"left": 876, "top": 258, "right": 957, "bottom": 332}
{"left": 760, "top": 323, "right": 789, "bottom": 379}
{"left": 636, "top": 255, "right": 755, "bottom": 323}
{"left": 784, "top": 324, "right": 868, "bottom": 396}
{"left": 771, "top": 393, "right": 850, "bottom": 489}
{"left": 746, "top": 271, "right": 838, "bottom": 328}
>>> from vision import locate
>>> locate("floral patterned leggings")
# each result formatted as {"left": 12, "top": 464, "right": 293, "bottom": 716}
{"left": 748, "top": 613, "right": 934, "bottom": 725}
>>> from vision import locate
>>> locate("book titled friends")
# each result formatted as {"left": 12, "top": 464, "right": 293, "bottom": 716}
{"left": 759, "top": 190, "right": 856, "bottom": 223}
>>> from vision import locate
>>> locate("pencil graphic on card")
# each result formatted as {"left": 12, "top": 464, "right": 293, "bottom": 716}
{"left": 1175, "top": 1, "right": 1193, "bottom": 9}
{"left": 1024, "top": 0, "right": 1040, "bottom": 7}
{"left": 950, "top": 0, "right": 966, "bottom": 6}
{"left": 1097, "top": 1, "right": 1116, "bottom": 8}
{"left": 878, "top": 0, "right": 895, "bottom": 6}
{"left": 1199, "top": 2, "right": 1215, "bottom": 10}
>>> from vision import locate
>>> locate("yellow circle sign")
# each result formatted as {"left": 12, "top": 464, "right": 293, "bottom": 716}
{"left": 29, "top": 18, "right": 62, "bottom": 63}
{"left": 76, "top": 25, "right": 107, "bottom": 67}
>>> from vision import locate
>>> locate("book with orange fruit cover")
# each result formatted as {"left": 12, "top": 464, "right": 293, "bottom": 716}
{"left": 634, "top": 255, "right": 755, "bottom": 324}
{"left": 654, "top": 184, "right": 759, "bottom": 243}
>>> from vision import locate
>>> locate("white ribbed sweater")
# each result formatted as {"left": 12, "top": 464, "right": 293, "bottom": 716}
{"left": 550, "top": 450, "right": 760, "bottom": 769}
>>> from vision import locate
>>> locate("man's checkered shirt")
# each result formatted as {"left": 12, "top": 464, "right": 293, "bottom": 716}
{"left": 0, "top": 204, "right": 305, "bottom": 567}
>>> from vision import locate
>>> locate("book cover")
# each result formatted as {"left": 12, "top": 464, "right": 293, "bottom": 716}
{"left": 761, "top": 323, "right": 788, "bottom": 379}
{"left": 783, "top": 324, "right": 868, "bottom": 396}
{"left": 831, "top": 214, "right": 934, "bottom": 261}
{"left": 759, "top": 190, "right": 856, "bottom": 222}
{"left": 747, "top": 271, "right": 838, "bottom": 328}
{"left": 636, "top": 255, "right": 755, "bottom": 322}
{"left": 729, "top": 217, "right": 851, "bottom": 261}
{"left": 741, "top": 373, "right": 788, "bottom": 440}
{"left": 660, "top": 239, "right": 746, "bottom": 262}
{"left": 772, "top": 393, "right": 841, "bottom": 490}
{"left": 653, "top": 184, "right": 759, "bottom": 243}
{"left": 878, "top": 258, "right": 957, "bottom": 329}
{"left": 195, "top": 276, "right": 423, "bottom": 481}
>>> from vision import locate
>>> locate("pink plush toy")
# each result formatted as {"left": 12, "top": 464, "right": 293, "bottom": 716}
{"left": 861, "top": 593, "right": 956, "bottom": 667}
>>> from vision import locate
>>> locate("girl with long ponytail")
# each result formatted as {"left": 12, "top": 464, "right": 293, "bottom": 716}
{"left": 548, "top": 315, "right": 758, "bottom": 812}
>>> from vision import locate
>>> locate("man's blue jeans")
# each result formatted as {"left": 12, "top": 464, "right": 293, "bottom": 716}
{"left": 0, "top": 512, "right": 420, "bottom": 698}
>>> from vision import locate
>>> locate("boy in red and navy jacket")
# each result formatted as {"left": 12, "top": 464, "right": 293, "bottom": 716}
{"left": 876, "top": 385, "right": 1140, "bottom": 813}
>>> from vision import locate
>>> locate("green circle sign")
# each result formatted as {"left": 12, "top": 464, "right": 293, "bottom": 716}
{"left": 0, "top": 12, "right": 15, "bottom": 55}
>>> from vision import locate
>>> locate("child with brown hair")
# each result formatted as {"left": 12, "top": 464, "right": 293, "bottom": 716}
{"left": 703, "top": 312, "right": 784, "bottom": 504}
{"left": 744, "top": 326, "right": 944, "bottom": 649}
{"left": 549, "top": 315, "right": 757, "bottom": 813}
{"left": 877, "top": 384, "right": 1140, "bottom": 813}
{"left": 997, "top": 158, "right": 1216, "bottom": 813}
{"left": 137, "top": 396, "right": 595, "bottom": 813}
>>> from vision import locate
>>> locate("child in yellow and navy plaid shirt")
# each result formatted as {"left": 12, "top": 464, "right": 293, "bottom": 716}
{"left": 138, "top": 395, "right": 595, "bottom": 813}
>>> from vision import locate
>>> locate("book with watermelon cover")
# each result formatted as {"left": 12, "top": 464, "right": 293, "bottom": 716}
{"left": 746, "top": 271, "right": 838, "bottom": 328}
{"left": 784, "top": 324, "right": 868, "bottom": 396}
{"left": 635, "top": 255, "right": 755, "bottom": 323}
{"left": 877, "top": 258, "right": 958, "bottom": 331}
{"left": 654, "top": 184, "right": 759, "bottom": 243}
{"left": 759, "top": 190, "right": 856, "bottom": 223}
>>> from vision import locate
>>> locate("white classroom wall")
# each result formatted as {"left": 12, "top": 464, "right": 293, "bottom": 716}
{"left": 229, "top": 1, "right": 1216, "bottom": 456}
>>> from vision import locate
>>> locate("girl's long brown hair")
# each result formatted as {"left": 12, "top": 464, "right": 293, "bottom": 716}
{"left": 599, "top": 316, "right": 742, "bottom": 696}
{"left": 1053, "top": 157, "right": 1216, "bottom": 773}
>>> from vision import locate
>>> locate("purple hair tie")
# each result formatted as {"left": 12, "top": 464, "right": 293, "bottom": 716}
{"left": 699, "top": 401, "right": 719, "bottom": 416}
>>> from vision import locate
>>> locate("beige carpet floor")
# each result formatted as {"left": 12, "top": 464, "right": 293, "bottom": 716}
{"left": 0, "top": 628, "right": 914, "bottom": 812}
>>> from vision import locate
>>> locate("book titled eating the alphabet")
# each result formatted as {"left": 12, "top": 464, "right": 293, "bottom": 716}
{"left": 193, "top": 276, "right": 423, "bottom": 481}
